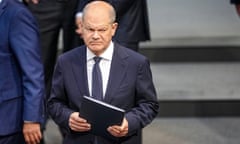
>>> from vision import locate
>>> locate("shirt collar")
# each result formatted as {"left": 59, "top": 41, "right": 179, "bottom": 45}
{"left": 87, "top": 41, "right": 114, "bottom": 61}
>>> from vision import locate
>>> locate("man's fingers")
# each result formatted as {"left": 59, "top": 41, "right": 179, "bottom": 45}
{"left": 33, "top": 130, "right": 42, "bottom": 143}
{"left": 24, "top": 133, "right": 38, "bottom": 144}
{"left": 108, "top": 125, "right": 128, "bottom": 138}
{"left": 69, "top": 112, "right": 91, "bottom": 132}
{"left": 70, "top": 122, "right": 91, "bottom": 131}
{"left": 23, "top": 123, "right": 42, "bottom": 144}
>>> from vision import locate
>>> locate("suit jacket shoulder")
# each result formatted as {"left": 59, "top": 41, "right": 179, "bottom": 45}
{"left": 113, "top": 42, "right": 148, "bottom": 63}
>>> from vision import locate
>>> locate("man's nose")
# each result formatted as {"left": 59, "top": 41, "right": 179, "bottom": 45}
{"left": 92, "top": 31, "right": 100, "bottom": 39}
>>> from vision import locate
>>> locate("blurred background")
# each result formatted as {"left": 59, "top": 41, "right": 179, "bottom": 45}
{"left": 45, "top": 0, "right": 240, "bottom": 143}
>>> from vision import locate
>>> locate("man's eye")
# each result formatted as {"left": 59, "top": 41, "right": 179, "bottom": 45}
{"left": 85, "top": 27, "right": 93, "bottom": 32}
{"left": 99, "top": 29, "right": 107, "bottom": 33}
{"left": 89, "top": 28, "right": 95, "bottom": 32}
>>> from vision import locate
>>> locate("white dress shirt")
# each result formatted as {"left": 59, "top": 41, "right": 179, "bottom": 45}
{"left": 86, "top": 41, "right": 114, "bottom": 98}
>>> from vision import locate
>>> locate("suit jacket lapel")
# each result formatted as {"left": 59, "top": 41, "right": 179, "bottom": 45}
{"left": 71, "top": 47, "right": 90, "bottom": 96}
{"left": 104, "top": 43, "right": 129, "bottom": 103}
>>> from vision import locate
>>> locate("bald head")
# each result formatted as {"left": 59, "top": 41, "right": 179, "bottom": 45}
{"left": 82, "top": 1, "right": 116, "bottom": 24}
{"left": 80, "top": 0, "right": 118, "bottom": 56}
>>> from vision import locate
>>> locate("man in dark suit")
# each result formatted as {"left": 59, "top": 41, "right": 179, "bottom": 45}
{"left": 0, "top": 0, "right": 45, "bottom": 143}
{"left": 48, "top": 1, "right": 159, "bottom": 144}
{"left": 76, "top": 0, "right": 151, "bottom": 51}
{"left": 231, "top": 0, "right": 240, "bottom": 16}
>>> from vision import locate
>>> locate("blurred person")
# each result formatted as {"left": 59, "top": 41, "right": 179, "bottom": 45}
{"left": 76, "top": 0, "right": 151, "bottom": 51}
{"left": 26, "top": 0, "right": 84, "bottom": 100}
{"left": 0, "top": 0, "right": 45, "bottom": 144}
{"left": 231, "top": 0, "right": 240, "bottom": 16}
{"left": 25, "top": 0, "right": 85, "bottom": 138}
{"left": 47, "top": 1, "right": 159, "bottom": 144}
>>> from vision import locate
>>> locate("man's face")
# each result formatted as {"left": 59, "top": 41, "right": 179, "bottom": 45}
{"left": 81, "top": 13, "right": 117, "bottom": 56}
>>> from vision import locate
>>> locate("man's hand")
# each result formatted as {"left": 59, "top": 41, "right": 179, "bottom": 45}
{"left": 23, "top": 122, "right": 42, "bottom": 144}
{"left": 107, "top": 117, "right": 128, "bottom": 137}
{"left": 69, "top": 112, "right": 91, "bottom": 132}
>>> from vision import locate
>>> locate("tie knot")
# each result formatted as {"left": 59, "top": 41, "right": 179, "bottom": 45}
{"left": 93, "top": 56, "right": 102, "bottom": 63}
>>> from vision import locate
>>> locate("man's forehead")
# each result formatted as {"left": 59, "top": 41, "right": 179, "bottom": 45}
{"left": 83, "top": 21, "right": 111, "bottom": 28}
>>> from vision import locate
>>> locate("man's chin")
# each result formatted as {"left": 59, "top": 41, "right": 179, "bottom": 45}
{"left": 89, "top": 45, "right": 103, "bottom": 52}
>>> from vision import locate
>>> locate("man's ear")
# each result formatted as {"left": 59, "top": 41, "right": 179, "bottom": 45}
{"left": 111, "top": 22, "right": 118, "bottom": 36}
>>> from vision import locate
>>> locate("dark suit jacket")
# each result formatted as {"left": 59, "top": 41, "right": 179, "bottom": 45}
{"left": 48, "top": 42, "right": 159, "bottom": 144}
{"left": 78, "top": 0, "right": 151, "bottom": 43}
{"left": 0, "top": 0, "right": 45, "bottom": 136}
{"left": 231, "top": 0, "right": 240, "bottom": 4}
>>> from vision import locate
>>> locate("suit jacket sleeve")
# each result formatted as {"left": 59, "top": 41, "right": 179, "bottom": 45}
{"left": 9, "top": 8, "right": 45, "bottom": 123}
{"left": 125, "top": 57, "right": 159, "bottom": 135}
{"left": 47, "top": 55, "right": 75, "bottom": 129}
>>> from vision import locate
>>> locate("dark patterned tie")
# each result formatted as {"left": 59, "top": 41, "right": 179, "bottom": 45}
{"left": 92, "top": 56, "right": 103, "bottom": 101}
